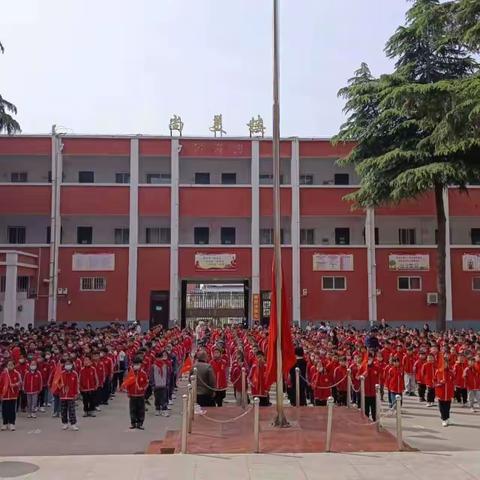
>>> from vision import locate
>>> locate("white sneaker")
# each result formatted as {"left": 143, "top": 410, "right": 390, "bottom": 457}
{"left": 47, "top": 403, "right": 52, "bottom": 407}
{"left": 442, "top": 420, "right": 448, "bottom": 427}
{"left": 95, "top": 406, "right": 101, "bottom": 412}
{"left": 155, "top": 410, "right": 161, "bottom": 416}
{"left": 32, "top": 413, "right": 37, "bottom": 419}
{"left": 1, "top": 425, "right": 7, "bottom": 431}
{"left": 172, "top": 394, "right": 177, "bottom": 399}
{"left": 9, "top": 424, "right": 15, "bottom": 431}
{"left": 168, "top": 400, "right": 173, "bottom": 405}
{"left": 446, "top": 419, "right": 451, "bottom": 426}
{"left": 426, "top": 403, "right": 434, "bottom": 407}
{"left": 70, "top": 425, "right": 79, "bottom": 431}
{"left": 39, "top": 407, "right": 46, "bottom": 413}
{"left": 27, "top": 414, "right": 32, "bottom": 419}
{"left": 162, "top": 411, "right": 170, "bottom": 417}
{"left": 167, "top": 405, "right": 172, "bottom": 410}
{"left": 62, "top": 424, "right": 69, "bottom": 430}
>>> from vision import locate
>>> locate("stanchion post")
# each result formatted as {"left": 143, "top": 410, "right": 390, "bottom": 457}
{"left": 347, "top": 369, "right": 352, "bottom": 408}
{"left": 360, "top": 375, "right": 365, "bottom": 417}
{"left": 253, "top": 397, "right": 260, "bottom": 453}
{"left": 395, "top": 394, "right": 403, "bottom": 451}
{"left": 187, "top": 383, "right": 192, "bottom": 434}
{"left": 241, "top": 367, "right": 247, "bottom": 409}
{"left": 295, "top": 367, "right": 300, "bottom": 408}
{"left": 325, "top": 396, "right": 334, "bottom": 452}
{"left": 181, "top": 394, "right": 188, "bottom": 454}
{"left": 375, "top": 384, "right": 382, "bottom": 432}
{"left": 190, "top": 376, "right": 197, "bottom": 422}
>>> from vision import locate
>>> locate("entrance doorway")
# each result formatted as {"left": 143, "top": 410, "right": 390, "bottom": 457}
{"left": 150, "top": 291, "right": 169, "bottom": 329}
{"left": 181, "top": 280, "right": 249, "bottom": 329}
{"left": 261, "top": 291, "right": 272, "bottom": 327}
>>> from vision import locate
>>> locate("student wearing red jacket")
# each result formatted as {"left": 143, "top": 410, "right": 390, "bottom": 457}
{"left": 230, "top": 350, "right": 247, "bottom": 406}
{"left": 463, "top": 357, "right": 480, "bottom": 412}
{"left": 453, "top": 353, "right": 468, "bottom": 406}
{"left": 413, "top": 351, "right": 427, "bottom": 402}
{"left": 16, "top": 357, "right": 28, "bottom": 413}
{"left": 359, "top": 356, "right": 380, "bottom": 421}
{"left": 79, "top": 357, "right": 99, "bottom": 417}
{"left": 312, "top": 363, "right": 331, "bottom": 406}
{"left": 0, "top": 361, "right": 22, "bottom": 431}
{"left": 402, "top": 348, "right": 416, "bottom": 396}
{"left": 92, "top": 352, "right": 106, "bottom": 412}
{"left": 37, "top": 355, "right": 51, "bottom": 412}
{"left": 210, "top": 347, "right": 228, "bottom": 407}
{"left": 58, "top": 360, "right": 80, "bottom": 430}
{"left": 123, "top": 357, "right": 149, "bottom": 429}
{"left": 387, "top": 357, "right": 404, "bottom": 410}
{"left": 421, "top": 354, "right": 436, "bottom": 406}
{"left": 333, "top": 358, "right": 348, "bottom": 406}
{"left": 23, "top": 361, "right": 43, "bottom": 418}
{"left": 435, "top": 361, "right": 455, "bottom": 427}
{"left": 249, "top": 351, "right": 270, "bottom": 406}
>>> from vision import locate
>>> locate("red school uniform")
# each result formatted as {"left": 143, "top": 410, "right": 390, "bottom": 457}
{"left": 59, "top": 370, "right": 80, "bottom": 400}
{"left": 333, "top": 365, "right": 348, "bottom": 392}
{"left": 312, "top": 369, "right": 332, "bottom": 401}
{"left": 23, "top": 370, "right": 43, "bottom": 394}
{"left": 249, "top": 362, "right": 268, "bottom": 397}
{"left": 413, "top": 357, "right": 425, "bottom": 384}
{"left": 0, "top": 369, "right": 22, "bottom": 400}
{"left": 79, "top": 365, "right": 99, "bottom": 392}
{"left": 210, "top": 358, "right": 228, "bottom": 390}
{"left": 125, "top": 368, "right": 149, "bottom": 397}
{"left": 453, "top": 361, "right": 467, "bottom": 388}
{"left": 388, "top": 366, "right": 405, "bottom": 393}
{"left": 435, "top": 368, "right": 455, "bottom": 402}
{"left": 463, "top": 365, "right": 480, "bottom": 391}
{"left": 421, "top": 361, "right": 436, "bottom": 388}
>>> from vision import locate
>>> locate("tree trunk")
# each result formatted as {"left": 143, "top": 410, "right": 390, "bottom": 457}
{"left": 434, "top": 183, "right": 447, "bottom": 332}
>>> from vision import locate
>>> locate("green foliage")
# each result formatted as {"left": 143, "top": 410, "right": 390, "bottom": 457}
{"left": 0, "top": 41, "right": 21, "bottom": 135}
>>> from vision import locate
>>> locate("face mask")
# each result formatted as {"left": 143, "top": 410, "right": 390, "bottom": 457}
{"left": 7, "top": 365, "right": 14, "bottom": 371}
{"left": 133, "top": 365, "right": 141, "bottom": 371}
{"left": 65, "top": 365, "right": 73, "bottom": 371}
{"left": 45, "top": 355, "right": 51, "bottom": 360}
{"left": 30, "top": 366, "right": 37, "bottom": 371}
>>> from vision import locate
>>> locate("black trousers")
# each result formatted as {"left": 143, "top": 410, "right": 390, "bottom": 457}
{"left": 197, "top": 393, "right": 215, "bottom": 407}
{"left": 258, "top": 395, "right": 271, "bottom": 407}
{"left": 94, "top": 387, "right": 103, "bottom": 408}
{"left": 438, "top": 400, "right": 451, "bottom": 420}
{"left": 365, "top": 396, "right": 376, "bottom": 421}
{"left": 314, "top": 399, "right": 327, "bottom": 406}
{"left": 455, "top": 387, "right": 467, "bottom": 404}
{"left": 426, "top": 386, "right": 435, "bottom": 403}
{"left": 129, "top": 396, "right": 146, "bottom": 426}
{"left": 82, "top": 391, "right": 95, "bottom": 413}
{"left": 215, "top": 390, "right": 226, "bottom": 407}
{"left": 154, "top": 387, "right": 168, "bottom": 411}
{"left": 2, "top": 399, "right": 16, "bottom": 425}
{"left": 418, "top": 383, "right": 426, "bottom": 401}
{"left": 336, "top": 390, "right": 347, "bottom": 406}
{"left": 16, "top": 392, "right": 27, "bottom": 412}
{"left": 101, "top": 378, "right": 111, "bottom": 404}
{"left": 38, "top": 387, "right": 48, "bottom": 407}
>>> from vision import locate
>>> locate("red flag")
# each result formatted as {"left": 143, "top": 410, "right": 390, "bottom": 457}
{"left": 121, "top": 369, "right": 136, "bottom": 391}
{"left": 265, "top": 261, "right": 296, "bottom": 388}
{"left": 181, "top": 355, "right": 193, "bottom": 375}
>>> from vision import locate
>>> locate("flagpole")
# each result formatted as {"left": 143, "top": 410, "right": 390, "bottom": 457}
{"left": 272, "top": 0, "right": 288, "bottom": 427}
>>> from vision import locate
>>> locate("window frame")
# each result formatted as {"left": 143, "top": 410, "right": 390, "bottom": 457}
{"left": 114, "top": 228, "right": 130, "bottom": 244}
{"left": 115, "top": 172, "right": 130, "bottom": 184}
{"left": 300, "top": 174, "right": 314, "bottom": 185}
{"left": 146, "top": 173, "right": 171, "bottom": 184}
{"left": 220, "top": 227, "right": 236, "bottom": 245}
{"left": 77, "top": 226, "right": 93, "bottom": 245}
{"left": 78, "top": 171, "right": 95, "bottom": 183}
{"left": 334, "top": 173, "right": 349, "bottom": 185}
{"left": 397, "top": 276, "right": 422, "bottom": 291}
{"left": 11, "top": 172, "right": 28, "bottom": 183}
{"left": 221, "top": 173, "right": 237, "bottom": 185}
{"left": 80, "top": 277, "right": 106, "bottom": 292}
{"left": 321, "top": 276, "right": 347, "bottom": 291}
{"left": 472, "top": 277, "right": 480, "bottom": 291}
{"left": 471, "top": 228, "right": 480, "bottom": 245}
{"left": 399, "top": 228, "right": 416, "bottom": 245}
{"left": 300, "top": 228, "right": 315, "bottom": 245}
{"left": 194, "top": 227, "right": 210, "bottom": 245}
{"left": 335, "top": 227, "right": 350, "bottom": 245}
{"left": 8, "top": 226, "right": 26, "bottom": 244}
{"left": 195, "top": 172, "right": 210, "bottom": 185}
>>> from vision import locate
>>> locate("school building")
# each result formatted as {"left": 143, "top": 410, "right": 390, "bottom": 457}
{"left": 0, "top": 135, "right": 479, "bottom": 329}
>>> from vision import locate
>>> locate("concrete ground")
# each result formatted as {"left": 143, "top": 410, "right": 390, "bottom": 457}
{"left": 0, "top": 451, "right": 480, "bottom": 479}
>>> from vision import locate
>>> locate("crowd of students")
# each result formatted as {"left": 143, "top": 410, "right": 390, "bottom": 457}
{"left": 0, "top": 322, "right": 192, "bottom": 431}
{"left": 192, "top": 323, "right": 480, "bottom": 427}
{"left": 2, "top": 321, "right": 480, "bottom": 432}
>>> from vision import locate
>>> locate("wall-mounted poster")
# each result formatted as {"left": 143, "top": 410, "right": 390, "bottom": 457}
{"left": 72, "top": 253, "right": 115, "bottom": 271}
{"left": 195, "top": 253, "right": 237, "bottom": 271}
{"left": 462, "top": 254, "right": 480, "bottom": 271}
{"left": 312, "top": 254, "right": 354, "bottom": 271}
{"left": 388, "top": 254, "right": 429, "bottom": 271}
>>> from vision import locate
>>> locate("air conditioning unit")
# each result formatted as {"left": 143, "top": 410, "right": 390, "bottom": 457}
{"left": 427, "top": 292, "right": 438, "bottom": 305}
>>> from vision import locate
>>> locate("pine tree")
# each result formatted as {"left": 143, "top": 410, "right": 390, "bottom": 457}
{"left": 334, "top": 0, "right": 480, "bottom": 330}
{"left": 0, "top": 41, "right": 21, "bottom": 135}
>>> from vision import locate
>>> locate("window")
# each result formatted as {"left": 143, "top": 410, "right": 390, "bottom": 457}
{"left": 77, "top": 226, "right": 93, "bottom": 244}
{"left": 146, "top": 227, "right": 171, "bottom": 244}
{"left": 362, "top": 227, "right": 379, "bottom": 245}
{"left": 471, "top": 229, "right": 480, "bottom": 245}
{"left": 300, "top": 229, "right": 315, "bottom": 245}
{"left": 146, "top": 173, "right": 171, "bottom": 184}
{"left": 195, "top": 173, "right": 210, "bottom": 185}
{"left": 48, "top": 171, "right": 52, "bottom": 183}
{"left": 335, "top": 228, "right": 350, "bottom": 245}
{"left": 398, "top": 277, "right": 422, "bottom": 291}
{"left": 46, "top": 226, "right": 51, "bottom": 244}
{"left": 260, "top": 228, "right": 285, "bottom": 245}
{"left": 260, "top": 174, "right": 284, "bottom": 184}
{"left": 473, "top": 277, "right": 480, "bottom": 291}
{"left": 11, "top": 172, "right": 28, "bottom": 182}
{"left": 300, "top": 175, "right": 314, "bottom": 185}
{"left": 221, "top": 227, "right": 236, "bottom": 245}
{"left": 334, "top": 173, "right": 349, "bottom": 185}
{"left": 80, "top": 277, "right": 106, "bottom": 291}
{"left": 115, "top": 173, "right": 130, "bottom": 184}
{"left": 8, "top": 226, "right": 26, "bottom": 244}
{"left": 322, "top": 276, "right": 346, "bottom": 290}
{"left": 114, "top": 228, "right": 129, "bottom": 244}
{"left": 17, "top": 276, "right": 30, "bottom": 293}
{"left": 194, "top": 227, "right": 209, "bottom": 245}
{"left": 399, "top": 228, "right": 416, "bottom": 245}
{"left": 0, "top": 276, "right": 4, "bottom": 292}
{"left": 221, "top": 173, "right": 237, "bottom": 185}
{"left": 78, "top": 171, "right": 94, "bottom": 183}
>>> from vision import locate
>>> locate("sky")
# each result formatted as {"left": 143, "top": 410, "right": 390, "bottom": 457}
{"left": 0, "top": 0, "right": 410, "bottom": 138}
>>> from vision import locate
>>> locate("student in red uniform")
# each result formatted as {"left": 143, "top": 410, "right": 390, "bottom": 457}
{"left": 359, "top": 355, "right": 380, "bottom": 421}
{"left": 230, "top": 350, "right": 247, "bottom": 406}
{"left": 249, "top": 351, "right": 270, "bottom": 406}
{"left": 453, "top": 353, "right": 468, "bottom": 406}
{"left": 210, "top": 347, "right": 228, "bottom": 407}
{"left": 59, "top": 359, "right": 80, "bottom": 430}
{"left": 23, "top": 360, "right": 43, "bottom": 418}
{"left": 413, "top": 351, "right": 427, "bottom": 402}
{"left": 403, "top": 347, "right": 416, "bottom": 396}
{"left": 15, "top": 356, "right": 28, "bottom": 413}
{"left": 92, "top": 351, "right": 105, "bottom": 412}
{"left": 0, "top": 360, "right": 22, "bottom": 431}
{"left": 333, "top": 357, "right": 348, "bottom": 406}
{"left": 388, "top": 357, "right": 404, "bottom": 410}
{"left": 124, "top": 357, "right": 149, "bottom": 429}
{"left": 422, "top": 354, "right": 436, "bottom": 407}
{"left": 312, "top": 362, "right": 331, "bottom": 406}
{"left": 463, "top": 357, "right": 480, "bottom": 412}
{"left": 79, "top": 356, "right": 99, "bottom": 417}
{"left": 435, "top": 358, "right": 455, "bottom": 427}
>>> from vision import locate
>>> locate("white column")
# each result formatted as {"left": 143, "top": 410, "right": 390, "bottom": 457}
{"left": 251, "top": 140, "right": 260, "bottom": 327}
{"left": 48, "top": 130, "right": 62, "bottom": 323}
{"left": 366, "top": 207, "right": 377, "bottom": 325}
{"left": 443, "top": 188, "right": 453, "bottom": 322}
{"left": 127, "top": 138, "right": 139, "bottom": 322}
{"left": 4, "top": 252, "right": 18, "bottom": 327}
{"left": 291, "top": 138, "right": 301, "bottom": 326}
{"left": 169, "top": 139, "right": 180, "bottom": 327}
